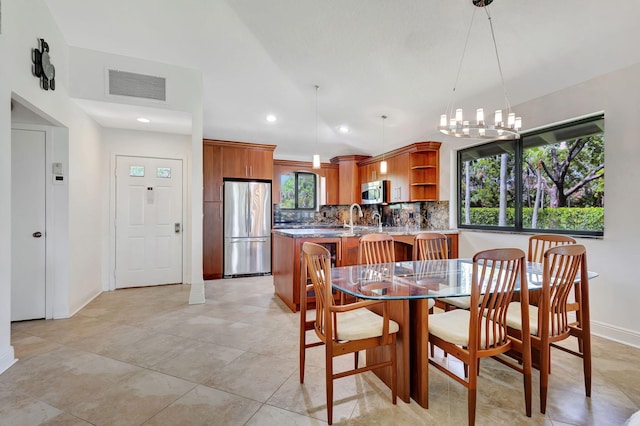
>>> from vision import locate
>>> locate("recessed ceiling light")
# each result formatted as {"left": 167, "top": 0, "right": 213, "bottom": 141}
{"left": 339, "top": 125, "right": 350, "bottom": 133}
{"left": 137, "top": 117, "right": 150, "bottom": 123}
{"left": 266, "top": 114, "right": 277, "bottom": 123}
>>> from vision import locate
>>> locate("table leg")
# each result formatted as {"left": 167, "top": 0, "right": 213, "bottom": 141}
{"left": 410, "top": 299, "right": 430, "bottom": 408}
{"left": 366, "top": 300, "right": 411, "bottom": 403}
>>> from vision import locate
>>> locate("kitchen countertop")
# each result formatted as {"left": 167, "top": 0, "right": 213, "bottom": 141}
{"left": 272, "top": 226, "right": 458, "bottom": 238}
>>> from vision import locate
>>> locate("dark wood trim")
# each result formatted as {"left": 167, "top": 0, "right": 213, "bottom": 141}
{"left": 203, "top": 139, "right": 277, "bottom": 152}
{"left": 273, "top": 159, "right": 338, "bottom": 169}
{"left": 358, "top": 141, "right": 442, "bottom": 166}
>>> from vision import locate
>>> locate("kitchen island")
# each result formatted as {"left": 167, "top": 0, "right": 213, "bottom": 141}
{"left": 272, "top": 227, "right": 458, "bottom": 312}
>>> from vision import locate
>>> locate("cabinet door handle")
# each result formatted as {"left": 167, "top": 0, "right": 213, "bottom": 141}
{"left": 250, "top": 166, "right": 253, "bottom": 177}
{"left": 219, "top": 186, "right": 223, "bottom": 201}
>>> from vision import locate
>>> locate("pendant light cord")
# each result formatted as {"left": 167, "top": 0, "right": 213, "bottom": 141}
{"left": 315, "top": 85, "right": 319, "bottom": 149}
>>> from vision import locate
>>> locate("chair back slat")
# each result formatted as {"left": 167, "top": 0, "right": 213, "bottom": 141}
{"left": 541, "top": 244, "right": 586, "bottom": 338}
{"left": 528, "top": 234, "right": 576, "bottom": 263}
{"left": 413, "top": 232, "right": 449, "bottom": 261}
{"left": 302, "top": 242, "right": 333, "bottom": 339}
{"left": 472, "top": 248, "right": 526, "bottom": 350}
{"left": 358, "top": 233, "right": 395, "bottom": 265}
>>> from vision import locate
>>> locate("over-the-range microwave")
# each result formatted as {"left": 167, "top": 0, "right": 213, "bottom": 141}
{"left": 361, "top": 180, "right": 389, "bottom": 204}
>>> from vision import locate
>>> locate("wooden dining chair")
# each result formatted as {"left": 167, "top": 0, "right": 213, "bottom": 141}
{"left": 358, "top": 233, "right": 395, "bottom": 265}
{"left": 428, "top": 248, "right": 532, "bottom": 425}
{"left": 412, "top": 232, "right": 468, "bottom": 312}
{"left": 413, "top": 232, "right": 449, "bottom": 261}
{"left": 412, "top": 232, "right": 444, "bottom": 317}
{"left": 301, "top": 242, "right": 400, "bottom": 425}
{"left": 506, "top": 244, "right": 591, "bottom": 414}
{"left": 527, "top": 234, "right": 577, "bottom": 307}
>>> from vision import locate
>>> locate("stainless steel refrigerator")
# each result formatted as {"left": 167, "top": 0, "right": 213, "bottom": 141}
{"left": 224, "top": 180, "right": 271, "bottom": 277}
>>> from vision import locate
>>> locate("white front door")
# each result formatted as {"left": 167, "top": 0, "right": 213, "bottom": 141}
{"left": 115, "top": 156, "right": 183, "bottom": 288}
{"left": 11, "top": 128, "right": 47, "bottom": 321}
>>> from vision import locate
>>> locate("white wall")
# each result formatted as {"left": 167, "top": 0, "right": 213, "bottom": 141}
{"left": 0, "top": 3, "right": 205, "bottom": 375}
{"left": 100, "top": 128, "right": 192, "bottom": 290}
{"left": 0, "top": 0, "right": 105, "bottom": 373}
{"left": 442, "top": 62, "right": 640, "bottom": 347}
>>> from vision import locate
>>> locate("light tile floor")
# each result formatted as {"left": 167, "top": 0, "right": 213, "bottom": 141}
{"left": 1, "top": 276, "right": 639, "bottom": 425}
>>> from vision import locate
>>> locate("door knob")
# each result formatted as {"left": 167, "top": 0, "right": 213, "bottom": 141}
{"left": 33, "top": 231, "right": 42, "bottom": 238}
{"left": 175, "top": 223, "right": 181, "bottom": 233}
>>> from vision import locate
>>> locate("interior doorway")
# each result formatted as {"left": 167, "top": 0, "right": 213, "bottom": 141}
{"left": 10, "top": 127, "right": 47, "bottom": 321}
{"left": 115, "top": 155, "right": 183, "bottom": 288}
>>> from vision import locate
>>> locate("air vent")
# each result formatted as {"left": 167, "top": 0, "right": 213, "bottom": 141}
{"left": 108, "top": 69, "right": 166, "bottom": 101}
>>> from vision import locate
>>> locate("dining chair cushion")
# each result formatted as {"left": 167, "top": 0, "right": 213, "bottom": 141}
{"left": 506, "top": 302, "right": 540, "bottom": 336}
{"left": 427, "top": 299, "right": 435, "bottom": 310}
{"left": 335, "top": 308, "right": 400, "bottom": 341}
{"left": 437, "top": 296, "right": 471, "bottom": 309}
{"left": 429, "top": 309, "right": 505, "bottom": 348}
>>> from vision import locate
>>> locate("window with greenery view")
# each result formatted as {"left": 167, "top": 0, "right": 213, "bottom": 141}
{"left": 280, "top": 172, "right": 317, "bottom": 210}
{"left": 458, "top": 115, "right": 604, "bottom": 236}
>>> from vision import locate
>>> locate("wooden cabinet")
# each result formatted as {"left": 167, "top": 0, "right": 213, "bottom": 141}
{"left": 330, "top": 155, "right": 370, "bottom": 205}
{"left": 203, "top": 202, "right": 223, "bottom": 279}
{"left": 387, "top": 154, "right": 410, "bottom": 203}
{"left": 202, "top": 140, "right": 276, "bottom": 279}
{"left": 323, "top": 165, "right": 339, "bottom": 205}
{"left": 359, "top": 162, "right": 382, "bottom": 186}
{"left": 222, "top": 143, "right": 274, "bottom": 180}
{"left": 203, "top": 143, "right": 223, "bottom": 202}
{"left": 409, "top": 146, "right": 439, "bottom": 201}
{"left": 357, "top": 142, "right": 441, "bottom": 203}
{"left": 273, "top": 234, "right": 342, "bottom": 311}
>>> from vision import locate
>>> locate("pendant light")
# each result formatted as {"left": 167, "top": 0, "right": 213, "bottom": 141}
{"left": 312, "top": 84, "right": 321, "bottom": 169}
{"left": 380, "top": 115, "right": 388, "bottom": 174}
{"left": 437, "top": 0, "right": 522, "bottom": 139}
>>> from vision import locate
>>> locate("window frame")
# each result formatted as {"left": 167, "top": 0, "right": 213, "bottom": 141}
{"left": 457, "top": 114, "right": 604, "bottom": 237}
{"left": 280, "top": 171, "right": 317, "bottom": 210}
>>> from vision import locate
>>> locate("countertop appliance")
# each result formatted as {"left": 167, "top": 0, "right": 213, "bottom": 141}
{"left": 224, "top": 180, "right": 271, "bottom": 277}
{"left": 361, "top": 180, "right": 389, "bottom": 204}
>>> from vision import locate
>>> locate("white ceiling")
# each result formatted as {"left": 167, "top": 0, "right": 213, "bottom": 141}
{"left": 43, "top": 0, "right": 640, "bottom": 161}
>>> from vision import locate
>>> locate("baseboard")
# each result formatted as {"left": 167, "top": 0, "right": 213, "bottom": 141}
{"left": 0, "top": 345, "right": 17, "bottom": 375}
{"left": 64, "top": 289, "right": 103, "bottom": 319}
{"left": 591, "top": 320, "right": 640, "bottom": 349}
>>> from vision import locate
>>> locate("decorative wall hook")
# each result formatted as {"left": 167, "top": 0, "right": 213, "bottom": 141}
{"left": 32, "top": 38, "right": 56, "bottom": 91}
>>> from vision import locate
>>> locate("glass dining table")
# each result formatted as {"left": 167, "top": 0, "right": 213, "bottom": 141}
{"left": 330, "top": 258, "right": 597, "bottom": 409}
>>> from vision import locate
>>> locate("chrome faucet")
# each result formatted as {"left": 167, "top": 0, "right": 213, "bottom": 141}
{"left": 372, "top": 212, "right": 382, "bottom": 231}
{"left": 348, "top": 203, "right": 363, "bottom": 231}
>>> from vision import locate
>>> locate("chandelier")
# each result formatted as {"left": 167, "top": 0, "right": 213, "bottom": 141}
{"left": 438, "top": 0, "right": 522, "bottom": 140}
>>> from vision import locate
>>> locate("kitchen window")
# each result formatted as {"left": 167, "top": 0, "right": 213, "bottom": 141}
{"left": 457, "top": 114, "right": 604, "bottom": 236}
{"left": 280, "top": 172, "right": 317, "bottom": 210}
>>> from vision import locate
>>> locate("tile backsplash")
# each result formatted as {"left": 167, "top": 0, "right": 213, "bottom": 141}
{"left": 274, "top": 201, "right": 450, "bottom": 230}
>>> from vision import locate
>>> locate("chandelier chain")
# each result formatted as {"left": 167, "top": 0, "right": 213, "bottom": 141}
{"left": 446, "top": 7, "right": 478, "bottom": 119}
{"left": 485, "top": 6, "right": 511, "bottom": 113}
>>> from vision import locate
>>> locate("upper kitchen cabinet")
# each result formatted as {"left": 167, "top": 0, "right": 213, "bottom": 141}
{"left": 323, "top": 164, "right": 339, "bottom": 205}
{"left": 359, "top": 142, "right": 441, "bottom": 203}
{"left": 330, "top": 155, "right": 370, "bottom": 205}
{"left": 387, "top": 154, "right": 410, "bottom": 203}
{"left": 220, "top": 141, "right": 276, "bottom": 180}
{"left": 359, "top": 161, "right": 382, "bottom": 186}
{"left": 409, "top": 142, "right": 440, "bottom": 201}
{"left": 273, "top": 160, "right": 339, "bottom": 205}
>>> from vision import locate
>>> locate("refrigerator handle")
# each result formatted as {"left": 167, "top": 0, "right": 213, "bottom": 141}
{"left": 246, "top": 187, "right": 251, "bottom": 234}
